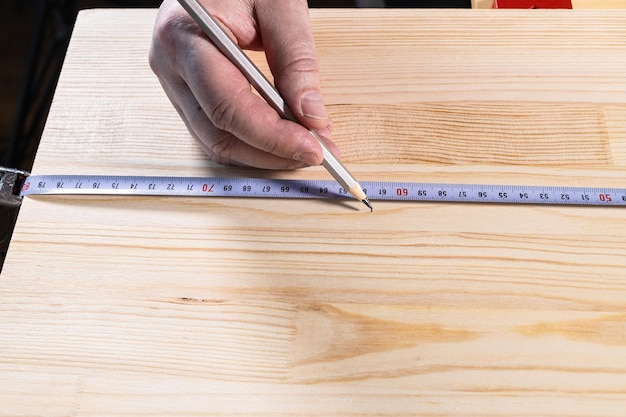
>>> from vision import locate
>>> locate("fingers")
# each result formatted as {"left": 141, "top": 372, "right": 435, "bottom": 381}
{"left": 159, "top": 73, "right": 314, "bottom": 169}
{"left": 149, "top": 0, "right": 339, "bottom": 169}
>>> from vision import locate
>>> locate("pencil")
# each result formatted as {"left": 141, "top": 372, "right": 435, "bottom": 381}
{"left": 177, "top": 0, "right": 372, "bottom": 211}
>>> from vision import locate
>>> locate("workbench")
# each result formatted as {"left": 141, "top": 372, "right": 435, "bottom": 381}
{"left": 2, "top": 8, "right": 626, "bottom": 416}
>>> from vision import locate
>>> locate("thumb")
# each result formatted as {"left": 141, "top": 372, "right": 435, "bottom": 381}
{"left": 255, "top": 1, "right": 331, "bottom": 133}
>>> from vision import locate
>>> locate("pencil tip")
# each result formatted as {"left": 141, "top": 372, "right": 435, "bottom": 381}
{"left": 362, "top": 199, "right": 373, "bottom": 212}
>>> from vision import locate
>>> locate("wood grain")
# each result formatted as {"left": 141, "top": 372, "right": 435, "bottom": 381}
{"left": 2, "top": 8, "right": 626, "bottom": 416}
{"left": 329, "top": 102, "right": 615, "bottom": 165}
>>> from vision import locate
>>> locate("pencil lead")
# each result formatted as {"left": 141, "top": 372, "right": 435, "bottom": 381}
{"left": 362, "top": 199, "right": 373, "bottom": 212}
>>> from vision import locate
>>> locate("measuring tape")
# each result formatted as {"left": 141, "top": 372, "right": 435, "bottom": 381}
{"left": 7, "top": 171, "right": 626, "bottom": 207}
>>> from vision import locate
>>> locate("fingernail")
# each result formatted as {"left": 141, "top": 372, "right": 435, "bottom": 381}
{"left": 300, "top": 91, "right": 328, "bottom": 120}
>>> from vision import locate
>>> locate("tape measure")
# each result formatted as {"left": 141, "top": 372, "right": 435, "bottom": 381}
{"left": 6, "top": 170, "right": 626, "bottom": 207}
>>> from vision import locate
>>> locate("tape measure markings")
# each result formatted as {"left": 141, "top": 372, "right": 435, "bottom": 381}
{"left": 19, "top": 174, "right": 626, "bottom": 206}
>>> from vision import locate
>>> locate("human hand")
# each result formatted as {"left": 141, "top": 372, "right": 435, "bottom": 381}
{"left": 149, "top": 0, "right": 338, "bottom": 169}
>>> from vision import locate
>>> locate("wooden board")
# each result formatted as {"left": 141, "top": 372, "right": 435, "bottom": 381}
{"left": 2, "top": 8, "right": 626, "bottom": 416}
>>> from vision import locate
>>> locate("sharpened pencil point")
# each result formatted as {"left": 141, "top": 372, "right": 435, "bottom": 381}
{"left": 363, "top": 199, "right": 373, "bottom": 212}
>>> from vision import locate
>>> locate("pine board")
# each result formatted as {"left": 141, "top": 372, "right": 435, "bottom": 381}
{"left": 2, "top": 8, "right": 626, "bottom": 416}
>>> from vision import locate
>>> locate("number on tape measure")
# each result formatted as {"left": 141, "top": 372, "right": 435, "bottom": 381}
{"left": 18, "top": 175, "right": 626, "bottom": 206}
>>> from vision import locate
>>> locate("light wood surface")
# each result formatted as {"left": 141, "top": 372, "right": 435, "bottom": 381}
{"left": 3, "top": 8, "right": 626, "bottom": 416}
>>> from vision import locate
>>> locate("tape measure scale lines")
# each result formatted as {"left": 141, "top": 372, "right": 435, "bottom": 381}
{"left": 15, "top": 174, "right": 626, "bottom": 206}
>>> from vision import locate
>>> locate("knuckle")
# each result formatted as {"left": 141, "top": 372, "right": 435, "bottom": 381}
{"left": 208, "top": 133, "right": 238, "bottom": 163}
{"left": 274, "top": 39, "right": 319, "bottom": 77}
{"left": 208, "top": 95, "right": 239, "bottom": 132}
{"left": 149, "top": 3, "right": 199, "bottom": 75}
{"left": 208, "top": 104, "right": 278, "bottom": 159}
{"left": 279, "top": 53, "right": 319, "bottom": 77}
{"left": 151, "top": 4, "right": 183, "bottom": 48}
{"left": 149, "top": 16, "right": 179, "bottom": 74}
{"left": 255, "top": 130, "right": 280, "bottom": 155}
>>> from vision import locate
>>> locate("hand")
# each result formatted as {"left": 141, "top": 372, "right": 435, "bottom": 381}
{"left": 149, "top": 0, "right": 338, "bottom": 170}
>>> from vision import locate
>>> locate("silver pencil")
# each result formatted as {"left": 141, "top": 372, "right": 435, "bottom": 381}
{"left": 177, "top": 0, "right": 372, "bottom": 211}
